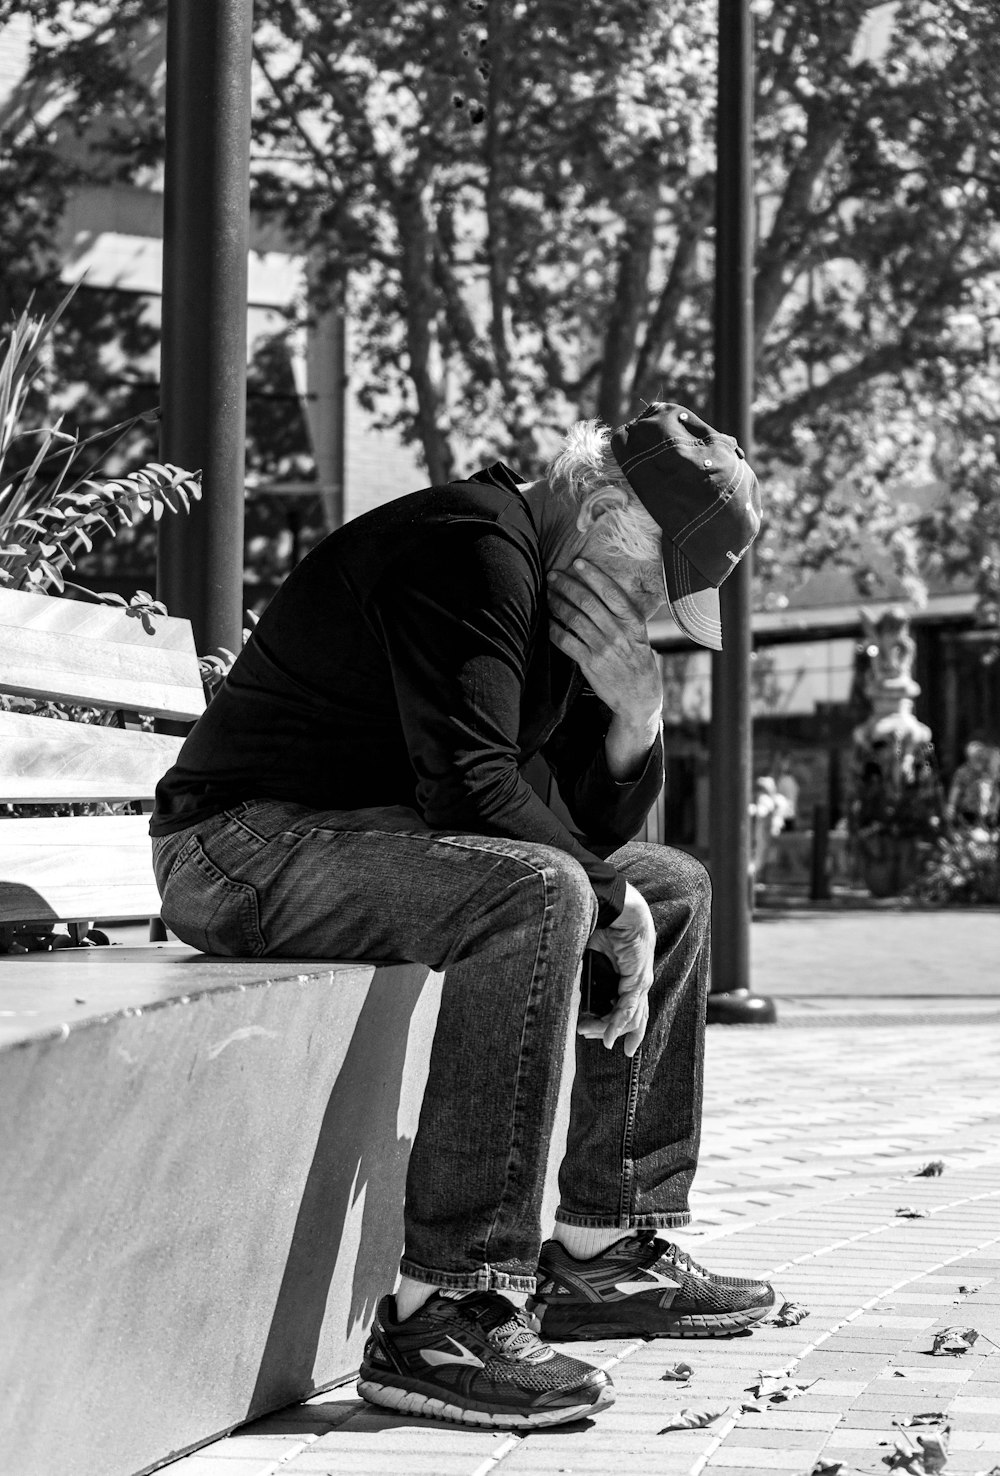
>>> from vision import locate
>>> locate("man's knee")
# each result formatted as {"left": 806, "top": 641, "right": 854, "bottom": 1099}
{"left": 616, "top": 841, "right": 711, "bottom": 916}
{"left": 529, "top": 846, "right": 599, "bottom": 932}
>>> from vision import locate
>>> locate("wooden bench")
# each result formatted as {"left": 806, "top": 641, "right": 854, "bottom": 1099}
{"left": 0, "top": 587, "right": 444, "bottom": 1476}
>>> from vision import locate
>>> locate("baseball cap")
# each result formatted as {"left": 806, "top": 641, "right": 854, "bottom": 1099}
{"left": 610, "top": 402, "right": 762, "bottom": 650}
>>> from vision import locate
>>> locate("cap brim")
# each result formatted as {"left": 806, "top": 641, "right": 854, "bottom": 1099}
{"left": 664, "top": 539, "right": 723, "bottom": 650}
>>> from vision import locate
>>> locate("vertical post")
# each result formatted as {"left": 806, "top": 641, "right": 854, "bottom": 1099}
{"left": 304, "top": 269, "right": 348, "bottom": 535}
{"left": 707, "top": 0, "right": 776, "bottom": 1024}
{"left": 157, "top": 0, "right": 254, "bottom": 661}
{"left": 810, "top": 803, "right": 831, "bottom": 901}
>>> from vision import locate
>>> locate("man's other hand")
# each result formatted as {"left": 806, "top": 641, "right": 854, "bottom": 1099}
{"left": 577, "top": 882, "right": 655, "bottom": 1057}
{"left": 547, "top": 560, "right": 663, "bottom": 735}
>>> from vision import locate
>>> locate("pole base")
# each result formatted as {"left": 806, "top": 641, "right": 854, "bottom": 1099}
{"left": 706, "top": 989, "right": 777, "bottom": 1026}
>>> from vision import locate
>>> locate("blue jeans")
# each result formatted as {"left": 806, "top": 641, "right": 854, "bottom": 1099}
{"left": 152, "top": 799, "right": 710, "bottom": 1294}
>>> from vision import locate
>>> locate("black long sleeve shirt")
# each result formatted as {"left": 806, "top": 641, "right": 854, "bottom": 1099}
{"left": 150, "top": 466, "right": 663, "bottom": 925}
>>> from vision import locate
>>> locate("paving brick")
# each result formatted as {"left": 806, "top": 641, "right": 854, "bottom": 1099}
{"left": 706, "top": 1445, "right": 822, "bottom": 1468}
{"left": 162, "top": 1460, "right": 276, "bottom": 1476}
{"left": 826, "top": 1425, "right": 920, "bottom": 1447}
{"left": 734, "top": 1411, "right": 839, "bottom": 1432}
{"left": 722, "top": 1424, "right": 828, "bottom": 1448}
{"left": 282, "top": 1456, "right": 485, "bottom": 1475}
{"left": 877, "top": 1365, "right": 973, "bottom": 1382}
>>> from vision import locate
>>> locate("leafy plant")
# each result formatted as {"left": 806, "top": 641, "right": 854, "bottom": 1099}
{"left": 908, "top": 828, "right": 1000, "bottom": 906}
{"left": 0, "top": 288, "right": 201, "bottom": 597}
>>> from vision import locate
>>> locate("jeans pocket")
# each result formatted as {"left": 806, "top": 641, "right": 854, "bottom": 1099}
{"left": 158, "top": 835, "right": 266, "bottom": 956}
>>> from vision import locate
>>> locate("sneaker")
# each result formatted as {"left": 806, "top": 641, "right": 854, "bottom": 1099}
{"left": 533, "top": 1232, "right": 777, "bottom": 1339}
{"left": 357, "top": 1288, "right": 615, "bottom": 1428}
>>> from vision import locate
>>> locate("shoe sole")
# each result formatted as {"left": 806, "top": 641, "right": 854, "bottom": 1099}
{"left": 357, "top": 1375, "right": 615, "bottom": 1429}
{"left": 538, "top": 1292, "right": 777, "bottom": 1341}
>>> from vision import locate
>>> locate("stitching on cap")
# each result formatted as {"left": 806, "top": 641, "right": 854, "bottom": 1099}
{"left": 616, "top": 434, "right": 695, "bottom": 471}
{"left": 675, "top": 461, "right": 751, "bottom": 549}
{"left": 671, "top": 564, "right": 721, "bottom": 640}
{"left": 670, "top": 545, "right": 721, "bottom": 639}
{"left": 616, "top": 431, "right": 736, "bottom": 475}
{"left": 670, "top": 546, "right": 721, "bottom": 641}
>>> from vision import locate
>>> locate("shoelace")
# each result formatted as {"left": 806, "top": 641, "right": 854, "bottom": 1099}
{"left": 635, "top": 1233, "right": 707, "bottom": 1281}
{"left": 453, "top": 1290, "right": 553, "bottom": 1362}
{"left": 489, "top": 1314, "right": 553, "bottom": 1363}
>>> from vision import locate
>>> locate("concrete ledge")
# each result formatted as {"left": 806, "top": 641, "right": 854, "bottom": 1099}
{"left": 0, "top": 946, "right": 443, "bottom": 1476}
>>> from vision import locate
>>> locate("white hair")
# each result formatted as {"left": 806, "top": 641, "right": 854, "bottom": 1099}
{"left": 547, "top": 419, "right": 662, "bottom": 563}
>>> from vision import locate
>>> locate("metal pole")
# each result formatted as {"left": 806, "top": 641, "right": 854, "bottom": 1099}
{"left": 707, "top": 0, "right": 776, "bottom": 1024}
{"left": 158, "top": 0, "right": 254, "bottom": 660}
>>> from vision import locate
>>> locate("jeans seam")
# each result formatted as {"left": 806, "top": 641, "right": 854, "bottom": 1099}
{"left": 617, "top": 1049, "right": 642, "bottom": 1223}
{"left": 478, "top": 862, "right": 551, "bottom": 1272}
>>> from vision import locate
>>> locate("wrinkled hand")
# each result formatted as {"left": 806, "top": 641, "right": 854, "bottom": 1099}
{"left": 577, "top": 882, "right": 655, "bottom": 1057}
{"left": 547, "top": 559, "right": 662, "bottom": 729}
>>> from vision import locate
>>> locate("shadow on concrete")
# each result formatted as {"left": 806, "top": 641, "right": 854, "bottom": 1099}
{"left": 246, "top": 966, "right": 429, "bottom": 1419}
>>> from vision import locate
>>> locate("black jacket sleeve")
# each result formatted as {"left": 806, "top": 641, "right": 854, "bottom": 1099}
{"left": 372, "top": 520, "right": 628, "bottom": 924}
{"left": 541, "top": 684, "right": 664, "bottom": 854}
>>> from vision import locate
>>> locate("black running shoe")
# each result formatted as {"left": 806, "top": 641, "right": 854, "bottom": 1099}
{"left": 533, "top": 1233, "right": 777, "bottom": 1339}
{"left": 357, "top": 1289, "right": 615, "bottom": 1428}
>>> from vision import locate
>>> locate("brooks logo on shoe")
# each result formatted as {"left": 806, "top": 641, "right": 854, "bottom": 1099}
{"left": 421, "top": 1336, "right": 486, "bottom": 1370}
{"left": 612, "top": 1268, "right": 681, "bottom": 1300}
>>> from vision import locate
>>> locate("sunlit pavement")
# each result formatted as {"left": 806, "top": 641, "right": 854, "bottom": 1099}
{"left": 162, "top": 906, "right": 1000, "bottom": 1476}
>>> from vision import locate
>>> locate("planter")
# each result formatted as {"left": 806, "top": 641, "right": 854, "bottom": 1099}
{"left": 856, "top": 835, "right": 926, "bottom": 898}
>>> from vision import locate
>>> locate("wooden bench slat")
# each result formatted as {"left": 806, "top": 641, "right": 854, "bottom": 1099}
{"left": 0, "top": 813, "right": 160, "bottom": 924}
{"left": 0, "top": 587, "right": 199, "bottom": 651}
{"left": 0, "top": 588, "right": 205, "bottom": 720}
{"left": 0, "top": 711, "right": 183, "bottom": 803}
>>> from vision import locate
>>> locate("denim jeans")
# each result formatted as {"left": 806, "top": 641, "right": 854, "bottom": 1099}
{"left": 152, "top": 799, "right": 710, "bottom": 1294}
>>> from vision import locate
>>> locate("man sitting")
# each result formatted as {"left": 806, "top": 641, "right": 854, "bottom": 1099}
{"left": 150, "top": 402, "right": 772, "bottom": 1431}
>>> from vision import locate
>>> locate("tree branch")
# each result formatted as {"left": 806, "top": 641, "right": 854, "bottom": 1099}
{"left": 754, "top": 109, "right": 846, "bottom": 348}
{"left": 631, "top": 173, "right": 714, "bottom": 401}
{"left": 596, "top": 200, "right": 658, "bottom": 427}
{"left": 433, "top": 205, "right": 494, "bottom": 387}
{"left": 395, "top": 180, "right": 451, "bottom": 484}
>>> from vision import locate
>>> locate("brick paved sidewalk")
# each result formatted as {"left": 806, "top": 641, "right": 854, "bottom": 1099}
{"left": 163, "top": 913, "right": 1000, "bottom": 1476}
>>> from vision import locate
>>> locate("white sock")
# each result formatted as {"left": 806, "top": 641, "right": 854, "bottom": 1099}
{"left": 552, "top": 1222, "right": 634, "bottom": 1260}
{"left": 394, "top": 1277, "right": 530, "bottom": 1321}
{"left": 394, "top": 1276, "right": 440, "bottom": 1321}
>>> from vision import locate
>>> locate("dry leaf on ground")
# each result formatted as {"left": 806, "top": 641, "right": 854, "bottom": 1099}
{"left": 883, "top": 1438, "right": 949, "bottom": 1474}
{"left": 660, "top": 1360, "right": 693, "bottom": 1381}
{"left": 902, "top": 1412, "right": 947, "bottom": 1426}
{"left": 886, "top": 1418, "right": 950, "bottom": 1474}
{"left": 657, "top": 1406, "right": 725, "bottom": 1432}
{"left": 805, "top": 1462, "right": 849, "bottom": 1476}
{"left": 746, "top": 1373, "right": 817, "bottom": 1404}
{"left": 931, "top": 1325, "right": 979, "bottom": 1355}
{"left": 773, "top": 1299, "right": 810, "bottom": 1325}
{"left": 896, "top": 1206, "right": 929, "bottom": 1219}
{"left": 913, "top": 1433, "right": 949, "bottom": 1473}
{"left": 916, "top": 1160, "right": 945, "bottom": 1177}
{"left": 957, "top": 1284, "right": 981, "bottom": 1295}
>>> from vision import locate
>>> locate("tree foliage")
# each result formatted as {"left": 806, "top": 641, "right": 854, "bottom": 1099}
{"left": 4, "top": 0, "right": 1000, "bottom": 610}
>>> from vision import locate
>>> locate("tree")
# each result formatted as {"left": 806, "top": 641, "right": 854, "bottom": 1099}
{"left": 0, "top": 2, "right": 163, "bottom": 466}
{"left": 5, "top": 0, "right": 1000, "bottom": 613}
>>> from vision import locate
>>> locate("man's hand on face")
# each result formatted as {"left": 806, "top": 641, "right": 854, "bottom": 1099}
{"left": 547, "top": 559, "right": 663, "bottom": 732}
{"left": 577, "top": 882, "right": 655, "bottom": 1057}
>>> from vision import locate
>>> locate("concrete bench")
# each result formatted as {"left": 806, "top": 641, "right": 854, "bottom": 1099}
{"left": 0, "top": 588, "right": 442, "bottom": 1476}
